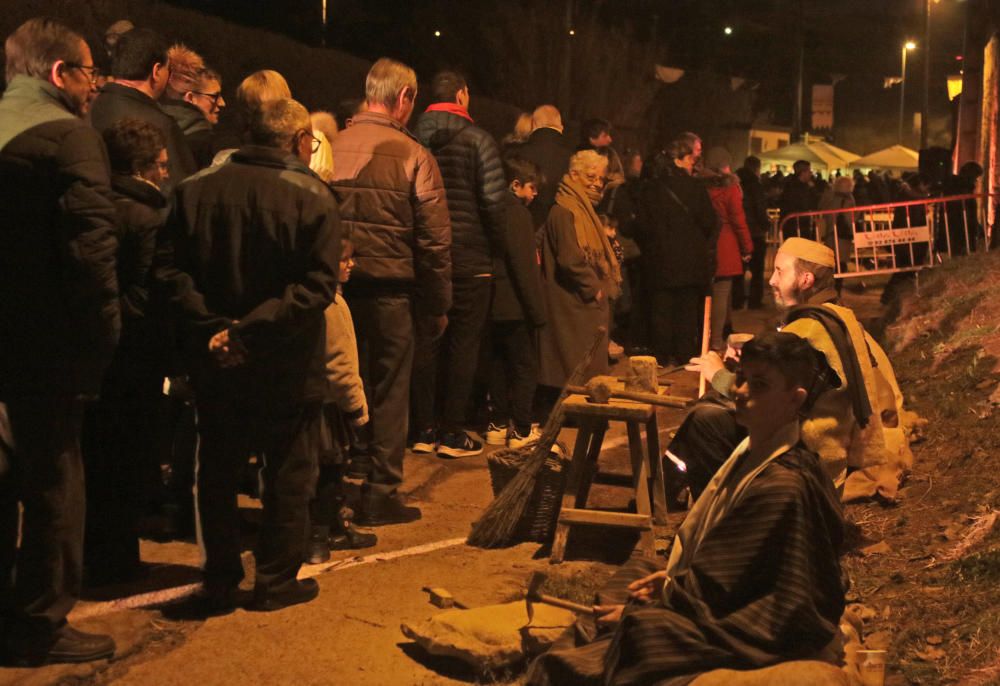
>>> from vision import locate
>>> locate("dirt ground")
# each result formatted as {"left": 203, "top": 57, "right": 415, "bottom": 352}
{"left": 3, "top": 259, "right": 1000, "bottom": 686}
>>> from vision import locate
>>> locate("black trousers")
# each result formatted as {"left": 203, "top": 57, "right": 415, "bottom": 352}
{"left": 194, "top": 400, "right": 321, "bottom": 592}
{"left": 0, "top": 395, "right": 85, "bottom": 638}
{"left": 82, "top": 374, "right": 162, "bottom": 582}
{"left": 488, "top": 320, "right": 538, "bottom": 433}
{"left": 648, "top": 286, "right": 703, "bottom": 364}
{"left": 411, "top": 277, "right": 491, "bottom": 434}
{"left": 346, "top": 288, "right": 413, "bottom": 500}
{"left": 666, "top": 391, "right": 745, "bottom": 499}
{"left": 732, "top": 234, "right": 767, "bottom": 309}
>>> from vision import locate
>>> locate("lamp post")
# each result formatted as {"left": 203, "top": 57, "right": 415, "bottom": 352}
{"left": 899, "top": 41, "right": 917, "bottom": 144}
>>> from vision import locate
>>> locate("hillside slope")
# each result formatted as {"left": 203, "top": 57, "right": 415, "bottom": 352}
{"left": 845, "top": 251, "right": 1000, "bottom": 685}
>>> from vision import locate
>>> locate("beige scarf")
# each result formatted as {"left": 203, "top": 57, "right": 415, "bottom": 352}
{"left": 555, "top": 174, "right": 622, "bottom": 294}
{"left": 662, "top": 421, "right": 801, "bottom": 603}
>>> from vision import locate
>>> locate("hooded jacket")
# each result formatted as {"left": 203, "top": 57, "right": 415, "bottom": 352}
{"left": 414, "top": 108, "right": 506, "bottom": 278}
{"left": 0, "top": 75, "right": 120, "bottom": 397}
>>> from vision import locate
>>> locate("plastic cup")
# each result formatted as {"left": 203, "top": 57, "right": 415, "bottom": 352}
{"left": 856, "top": 649, "right": 887, "bottom": 686}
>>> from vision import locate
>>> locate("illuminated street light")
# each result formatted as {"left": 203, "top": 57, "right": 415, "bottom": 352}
{"left": 899, "top": 40, "right": 917, "bottom": 143}
{"left": 569, "top": 28, "right": 575, "bottom": 36}
{"left": 724, "top": 26, "right": 733, "bottom": 35}
{"left": 434, "top": 30, "right": 441, "bottom": 37}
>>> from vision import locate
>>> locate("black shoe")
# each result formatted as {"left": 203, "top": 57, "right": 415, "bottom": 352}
{"left": 410, "top": 428, "right": 438, "bottom": 454}
{"left": 307, "top": 526, "right": 331, "bottom": 564}
{"left": 436, "top": 431, "right": 483, "bottom": 458}
{"left": 5, "top": 624, "right": 115, "bottom": 665}
{"left": 356, "top": 495, "right": 422, "bottom": 526}
{"left": 248, "top": 578, "right": 319, "bottom": 612}
{"left": 330, "top": 525, "right": 378, "bottom": 550}
{"left": 345, "top": 455, "right": 372, "bottom": 479}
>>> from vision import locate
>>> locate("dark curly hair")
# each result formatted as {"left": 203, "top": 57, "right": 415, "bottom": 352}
{"left": 102, "top": 118, "right": 166, "bottom": 175}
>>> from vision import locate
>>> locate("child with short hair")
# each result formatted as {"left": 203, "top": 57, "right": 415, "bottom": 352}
{"left": 308, "top": 239, "right": 377, "bottom": 563}
{"left": 484, "top": 157, "right": 548, "bottom": 448}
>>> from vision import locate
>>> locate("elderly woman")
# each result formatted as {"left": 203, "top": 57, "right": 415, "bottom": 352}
{"left": 538, "top": 149, "right": 622, "bottom": 391}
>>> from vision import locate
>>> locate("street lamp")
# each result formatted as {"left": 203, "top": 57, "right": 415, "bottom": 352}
{"left": 899, "top": 41, "right": 917, "bottom": 143}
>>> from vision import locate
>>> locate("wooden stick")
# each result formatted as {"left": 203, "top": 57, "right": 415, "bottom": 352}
{"left": 564, "top": 385, "right": 691, "bottom": 408}
{"left": 699, "top": 295, "right": 712, "bottom": 397}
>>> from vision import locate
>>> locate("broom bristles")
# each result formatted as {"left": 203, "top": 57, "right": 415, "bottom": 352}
{"left": 468, "top": 325, "right": 606, "bottom": 548}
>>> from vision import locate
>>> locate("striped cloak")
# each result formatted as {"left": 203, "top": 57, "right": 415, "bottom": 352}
{"left": 526, "top": 443, "right": 846, "bottom": 686}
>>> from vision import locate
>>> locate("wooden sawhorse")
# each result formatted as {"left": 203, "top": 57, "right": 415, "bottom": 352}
{"left": 549, "top": 393, "right": 668, "bottom": 563}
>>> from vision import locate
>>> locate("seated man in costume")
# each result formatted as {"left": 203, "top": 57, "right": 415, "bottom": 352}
{"left": 667, "top": 237, "right": 915, "bottom": 502}
{"left": 526, "top": 332, "right": 846, "bottom": 686}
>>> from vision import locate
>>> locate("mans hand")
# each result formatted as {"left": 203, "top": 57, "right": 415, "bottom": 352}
{"left": 418, "top": 314, "right": 448, "bottom": 339}
{"left": 208, "top": 328, "right": 248, "bottom": 368}
{"left": 685, "top": 351, "right": 724, "bottom": 383}
{"left": 594, "top": 604, "right": 625, "bottom": 626}
{"left": 627, "top": 570, "right": 668, "bottom": 602}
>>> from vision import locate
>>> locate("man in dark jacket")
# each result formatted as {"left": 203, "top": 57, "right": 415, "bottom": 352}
{"left": 636, "top": 134, "right": 719, "bottom": 364}
{"left": 155, "top": 99, "right": 341, "bottom": 613}
{"left": 411, "top": 71, "right": 506, "bottom": 457}
{"left": 0, "top": 18, "right": 119, "bottom": 664}
{"left": 735, "top": 156, "right": 770, "bottom": 309}
{"left": 517, "top": 104, "right": 574, "bottom": 228}
{"left": 779, "top": 159, "right": 818, "bottom": 240}
{"left": 89, "top": 28, "right": 196, "bottom": 191}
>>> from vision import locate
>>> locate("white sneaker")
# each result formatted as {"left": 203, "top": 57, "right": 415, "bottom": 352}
{"left": 508, "top": 425, "right": 542, "bottom": 449}
{"left": 484, "top": 422, "right": 508, "bottom": 446}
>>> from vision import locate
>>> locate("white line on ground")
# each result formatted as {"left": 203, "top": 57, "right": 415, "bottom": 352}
{"left": 71, "top": 537, "right": 467, "bottom": 620}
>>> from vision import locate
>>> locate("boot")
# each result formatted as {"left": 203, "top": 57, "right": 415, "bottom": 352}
{"left": 307, "top": 525, "right": 331, "bottom": 564}
{"left": 330, "top": 500, "right": 377, "bottom": 550}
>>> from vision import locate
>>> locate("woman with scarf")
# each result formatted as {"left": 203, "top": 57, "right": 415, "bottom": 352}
{"left": 538, "top": 150, "right": 622, "bottom": 393}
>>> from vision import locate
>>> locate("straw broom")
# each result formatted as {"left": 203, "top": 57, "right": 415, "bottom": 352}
{"left": 467, "top": 326, "right": 607, "bottom": 548}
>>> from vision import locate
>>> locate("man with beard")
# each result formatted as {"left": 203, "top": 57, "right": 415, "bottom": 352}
{"left": 667, "top": 238, "right": 915, "bottom": 503}
{"left": 527, "top": 332, "right": 846, "bottom": 686}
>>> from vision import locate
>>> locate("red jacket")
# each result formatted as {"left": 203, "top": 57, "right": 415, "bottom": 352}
{"left": 708, "top": 178, "right": 754, "bottom": 277}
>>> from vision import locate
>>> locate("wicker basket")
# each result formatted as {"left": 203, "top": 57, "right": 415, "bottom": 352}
{"left": 486, "top": 446, "right": 569, "bottom": 543}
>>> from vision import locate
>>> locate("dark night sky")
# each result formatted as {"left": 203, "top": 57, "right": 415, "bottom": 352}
{"left": 170, "top": 0, "right": 969, "bottom": 146}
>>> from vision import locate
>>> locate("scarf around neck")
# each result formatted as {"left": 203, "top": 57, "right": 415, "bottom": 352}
{"left": 662, "top": 421, "right": 801, "bottom": 602}
{"left": 555, "top": 174, "right": 622, "bottom": 293}
{"left": 424, "top": 102, "right": 474, "bottom": 122}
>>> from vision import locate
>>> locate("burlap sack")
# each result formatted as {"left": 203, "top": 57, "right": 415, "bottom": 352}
{"left": 400, "top": 601, "right": 575, "bottom": 671}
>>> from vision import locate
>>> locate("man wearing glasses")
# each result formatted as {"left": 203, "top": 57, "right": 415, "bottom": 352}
{"left": 0, "top": 18, "right": 120, "bottom": 664}
{"left": 155, "top": 99, "right": 341, "bottom": 614}
{"left": 89, "top": 28, "right": 197, "bottom": 191}
{"left": 160, "top": 45, "right": 226, "bottom": 169}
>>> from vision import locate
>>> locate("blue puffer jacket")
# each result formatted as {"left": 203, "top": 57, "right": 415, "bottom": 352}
{"left": 415, "top": 109, "right": 506, "bottom": 278}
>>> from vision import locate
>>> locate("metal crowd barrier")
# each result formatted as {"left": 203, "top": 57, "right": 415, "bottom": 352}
{"left": 772, "top": 193, "right": 998, "bottom": 279}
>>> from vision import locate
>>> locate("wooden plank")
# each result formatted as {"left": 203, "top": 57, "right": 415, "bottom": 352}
{"left": 557, "top": 509, "right": 652, "bottom": 529}
{"left": 550, "top": 425, "right": 594, "bottom": 563}
{"left": 646, "top": 415, "right": 669, "bottom": 525}
{"left": 562, "top": 394, "right": 654, "bottom": 421}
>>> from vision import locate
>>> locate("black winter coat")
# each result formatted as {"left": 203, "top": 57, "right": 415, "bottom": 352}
{"left": 161, "top": 98, "right": 215, "bottom": 170}
{"left": 635, "top": 170, "right": 720, "bottom": 291}
{"left": 0, "top": 76, "right": 120, "bottom": 397}
{"left": 415, "top": 109, "right": 506, "bottom": 278}
{"left": 154, "top": 145, "right": 342, "bottom": 407}
{"left": 103, "top": 174, "right": 169, "bottom": 396}
{"left": 513, "top": 127, "right": 574, "bottom": 228}
{"left": 491, "top": 193, "right": 546, "bottom": 325}
{"left": 737, "top": 167, "right": 770, "bottom": 238}
{"left": 89, "top": 83, "right": 198, "bottom": 192}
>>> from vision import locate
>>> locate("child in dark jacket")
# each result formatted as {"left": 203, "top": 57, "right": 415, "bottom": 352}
{"left": 484, "top": 157, "right": 547, "bottom": 448}
{"left": 308, "top": 239, "right": 377, "bottom": 563}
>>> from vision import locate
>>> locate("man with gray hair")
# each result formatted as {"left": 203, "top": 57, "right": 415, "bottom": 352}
{"left": 330, "top": 57, "right": 451, "bottom": 526}
{"left": 0, "top": 17, "right": 119, "bottom": 664}
{"left": 156, "top": 98, "right": 341, "bottom": 614}
{"left": 517, "top": 104, "right": 574, "bottom": 227}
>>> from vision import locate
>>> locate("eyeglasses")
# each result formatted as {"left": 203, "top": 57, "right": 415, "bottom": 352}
{"left": 581, "top": 172, "right": 609, "bottom": 185}
{"left": 64, "top": 63, "right": 101, "bottom": 84}
{"left": 298, "top": 130, "right": 322, "bottom": 154}
{"left": 191, "top": 90, "right": 224, "bottom": 107}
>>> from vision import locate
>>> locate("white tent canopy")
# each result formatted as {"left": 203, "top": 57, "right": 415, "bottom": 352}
{"left": 757, "top": 140, "right": 859, "bottom": 172}
{"left": 849, "top": 145, "right": 920, "bottom": 172}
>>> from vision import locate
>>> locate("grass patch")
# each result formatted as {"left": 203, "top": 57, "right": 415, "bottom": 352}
{"left": 952, "top": 548, "right": 1000, "bottom": 584}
